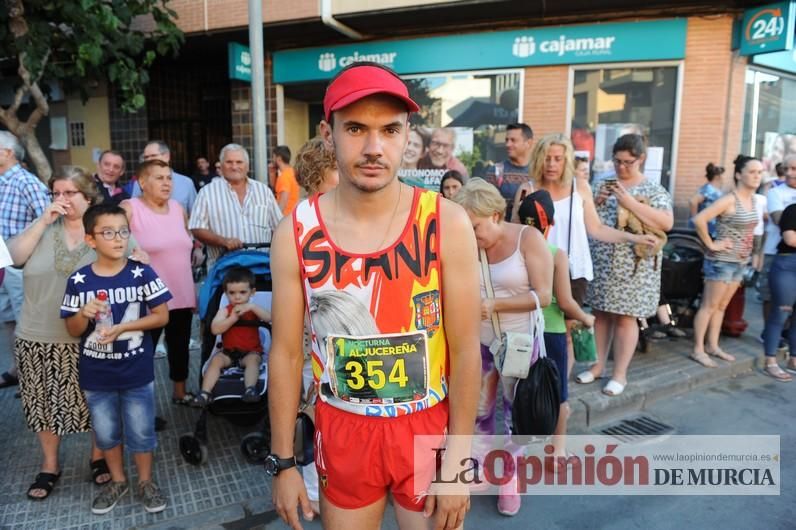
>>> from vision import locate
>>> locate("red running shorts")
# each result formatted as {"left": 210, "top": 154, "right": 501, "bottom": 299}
{"left": 314, "top": 399, "right": 449, "bottom": 511}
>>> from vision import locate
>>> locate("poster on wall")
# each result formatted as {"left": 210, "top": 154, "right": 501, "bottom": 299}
{"left": 399, "top": 127, "right": 474, "bottom": 190}
{"left": 762, "top": 131, "right": 796, "bottom": 178}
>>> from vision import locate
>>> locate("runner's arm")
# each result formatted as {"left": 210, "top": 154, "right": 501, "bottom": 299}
{"left": 268, "top": 216, "right": 306, "bottom": 458}
{"left": 268, "top": 216, "right": 313, "bottom": 529}
{"left": 439, "top": 201, "right": 481, "bottom": 446}
{"left": 429, "top": 200, "right": 480, "bottom": 528}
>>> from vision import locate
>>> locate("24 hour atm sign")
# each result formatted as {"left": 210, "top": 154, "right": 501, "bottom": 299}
{"left": 740, "top": 1, "right": 796, "bottom": 55}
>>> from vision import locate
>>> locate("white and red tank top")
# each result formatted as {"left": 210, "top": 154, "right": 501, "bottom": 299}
{"left": 293, "top": 187, "right": 448, "bottom": 417}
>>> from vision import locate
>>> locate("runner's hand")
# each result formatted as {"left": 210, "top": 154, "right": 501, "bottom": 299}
{"left": 424, "top": 491, "right": 470, "bottom": 530}
{"left": 273, "top": 468, "right": 314, "bottom": 530}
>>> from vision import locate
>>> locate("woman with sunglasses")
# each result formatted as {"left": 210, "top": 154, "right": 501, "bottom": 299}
{"left": 582, "top": 134, "right": 673, "bottom": 396}
{"left": 7, "top": 168, "right": 145, "bottom": 499}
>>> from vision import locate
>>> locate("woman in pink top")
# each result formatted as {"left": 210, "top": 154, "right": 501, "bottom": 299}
{"left": 121, "top": 160, "right": 196, "bottom": 404}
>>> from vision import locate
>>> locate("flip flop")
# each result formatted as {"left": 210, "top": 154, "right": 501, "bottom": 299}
{"left": 764, "top": 364, "right": 793, "bottom": 382}
{"left": 602, "top": 379, "right": 626, "bottom": 396}
{"left": 689, "top": 353, "right": 718, "bottom": 368}
{"left": 0, "top": 371, "right": 18, "bottom": 389}
{"left": 575, "top": 370, "right": 599, "bottom": 384}
{"left": 707, "top": 349, "right": 735, "bottom": 362}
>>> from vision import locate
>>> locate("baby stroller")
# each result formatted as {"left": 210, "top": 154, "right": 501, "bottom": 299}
{"left": 179, "top": 245, "right": 273, "bottom": 466}
{"left": 660, "top": 229, "right": 706, "bottom": 330}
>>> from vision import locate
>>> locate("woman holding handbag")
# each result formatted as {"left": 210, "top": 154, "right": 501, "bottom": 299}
{"left": 454, "top": 178, "right": 552, "bottom": 517}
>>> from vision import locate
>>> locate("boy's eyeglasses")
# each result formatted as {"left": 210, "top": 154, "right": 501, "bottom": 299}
{"left": 93, "top": 228, "right": 131, "bottom": 240}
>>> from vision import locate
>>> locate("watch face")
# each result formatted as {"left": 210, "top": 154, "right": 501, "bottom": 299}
{"left": 265, "top": 456, "right": 278, "bottom": 476}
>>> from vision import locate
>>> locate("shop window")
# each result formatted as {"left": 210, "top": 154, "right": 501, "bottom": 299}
{"left": 398, "top": 70, "right": 522, "bottom": 190}
{"left": 570, "top": 66, "right": 678, "bottom": 189}
{"left": 70, "top": 121, "right": 86, "bottom": 147}
{"left": 742, "top": 68, "right": 796, "bottom": 177}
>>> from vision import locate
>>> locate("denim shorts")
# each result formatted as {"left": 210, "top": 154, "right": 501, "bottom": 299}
{"left": 702, "top": 258, "right": 744, "bottom": 283}
{"left": 84, "top": 381, "right": 157, "bottom": 453}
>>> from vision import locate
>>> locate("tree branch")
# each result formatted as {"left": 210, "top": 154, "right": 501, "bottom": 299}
{"left": 17, "top": 51, "right": 50, "bottom": 123}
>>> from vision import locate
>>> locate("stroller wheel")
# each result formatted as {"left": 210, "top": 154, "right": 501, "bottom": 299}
{"left": 240, "top": 432, "right": 270, "bottom": 464}
{"left": 179, "top": 433, "right": 208, "bottom": 466}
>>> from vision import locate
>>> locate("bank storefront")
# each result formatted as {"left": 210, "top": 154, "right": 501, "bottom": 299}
{"left": 742, "top": 50, "right": 796, "bottom": 177}
{"left": 273, "top": 18, "right": 686, "bottom": 190}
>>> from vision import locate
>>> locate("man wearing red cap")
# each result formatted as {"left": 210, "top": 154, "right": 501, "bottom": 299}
{"left": 268, "top": 63, "right": 481, "bottom": 530}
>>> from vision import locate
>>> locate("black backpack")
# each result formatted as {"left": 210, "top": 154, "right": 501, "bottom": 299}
{"left": 512, "top": 356, "right": 561, "bottom": 437}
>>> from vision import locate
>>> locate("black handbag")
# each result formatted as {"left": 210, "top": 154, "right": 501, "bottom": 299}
{"left": 294, "top": 411, "right": 315, "bottom": 466}
{"left": 512, "top": 354, "right": 561, "bottom": 438}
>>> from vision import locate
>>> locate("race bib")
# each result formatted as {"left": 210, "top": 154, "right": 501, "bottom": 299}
{"left": 326, "top": 331, "right": 429, "bottom": 405}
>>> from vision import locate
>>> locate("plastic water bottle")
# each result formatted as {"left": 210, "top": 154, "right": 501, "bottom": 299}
{"left": 95, "top": 291, "right": 113, "bottom": 332}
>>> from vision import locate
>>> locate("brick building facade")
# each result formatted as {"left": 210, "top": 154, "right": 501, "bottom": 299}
{"left": 99, "top": 1, "right": 794, "bottom": 224}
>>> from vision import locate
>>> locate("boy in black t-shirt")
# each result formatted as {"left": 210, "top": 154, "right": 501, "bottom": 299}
{"left": 61, "top": 203, "right": 171, "bottom": 515}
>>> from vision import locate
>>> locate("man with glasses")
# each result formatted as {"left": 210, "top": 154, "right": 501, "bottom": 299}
{"left": 418, "top": 127, "right": 469, "bottom": 180}
{"left": 0, "top": 131, "right": 50, "bottom": 389}
{"left": 188, "top": 143, "right": 282, "bottom": 269}
{"left": 94, "top": 150, "right": 130, "bottom": 206}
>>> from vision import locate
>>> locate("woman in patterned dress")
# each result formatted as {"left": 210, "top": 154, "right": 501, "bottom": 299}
{"left": 580, "top": 134, "right": 674, "bottom": 396}
{"left": 8, "top": 168, "right": 142, "bottom": 499}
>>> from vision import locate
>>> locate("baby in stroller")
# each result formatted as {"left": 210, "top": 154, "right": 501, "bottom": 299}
{"left": 192, "top": 267, "right": 271, "bottom": 407}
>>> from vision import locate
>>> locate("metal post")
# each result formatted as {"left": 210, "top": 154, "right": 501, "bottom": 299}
{"left": 248, "top": 0, "right": 267, "bottom": 182}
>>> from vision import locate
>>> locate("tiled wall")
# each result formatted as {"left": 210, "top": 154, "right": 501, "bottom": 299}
{"left": 231, "top": 53, "right": 278, "bottom": 182}
{"left": 108, "top": 91, "right": 149, "bottom": 181}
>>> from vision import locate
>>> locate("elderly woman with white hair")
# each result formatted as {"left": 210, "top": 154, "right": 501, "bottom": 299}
{"left": 453, "top": 177, "right": 552, "bottom": 516}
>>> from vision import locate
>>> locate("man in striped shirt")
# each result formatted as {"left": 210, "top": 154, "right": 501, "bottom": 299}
{"left": 0, "top": 131, "right": 50, "bottom": 388}
{"left": 188, "top": 143, "right": 282, "bottom": 268}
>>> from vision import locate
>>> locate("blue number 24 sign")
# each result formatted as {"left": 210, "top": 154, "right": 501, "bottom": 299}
{"left": 740, "top": 1, "right": 796, "bottom": 56}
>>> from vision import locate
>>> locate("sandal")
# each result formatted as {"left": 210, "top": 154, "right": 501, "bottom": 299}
{"left": 602, "top": 379, "right": 626, "bottom": 396}
{"left": 707, "top": 348, "right": 735, "bottom": 362}
{"left": 785, "top": 361, "right": 796, "bottom": 375}
{"left": 171, "top": 392, "right": 195, "bottom": 406}
{"left": 0, "top": 371, "right": 18, "bottom": 389}
{"left": 191, "top": 390, "right": 213, "bottom": 408}
{"left": 90, "top": 458, "right": 111, "bottom": 486}
{"left": 27, "top": 471, "right": 61, "bottom": 500}
{"left": 242, "top": 386, "right": 259, "bottom": 403}
{"left": 575, "top": 370, "right": 600, "bottom": 384}
{"left": 764, "top": 364, "right": 793, "bottom": 382}
{"left": 689, "top": 352, "right": 718, "bottom": 368}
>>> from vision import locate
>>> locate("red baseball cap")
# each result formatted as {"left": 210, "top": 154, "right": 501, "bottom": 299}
{"left": 323, "top": 65, "right": 420, "bottom": 121}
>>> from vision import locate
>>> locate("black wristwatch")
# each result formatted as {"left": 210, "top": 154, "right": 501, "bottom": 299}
{"left": 265, "top": 454, "right": 297, "bottom": 476}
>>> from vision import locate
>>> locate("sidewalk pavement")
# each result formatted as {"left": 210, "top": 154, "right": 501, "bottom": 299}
{"left": 0, "top": 289, "right": 781, "bottom": 529}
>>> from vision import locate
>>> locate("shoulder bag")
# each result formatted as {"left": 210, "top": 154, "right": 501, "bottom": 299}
{"left": 480, "top": 247, "right": 544, "bottom": 379}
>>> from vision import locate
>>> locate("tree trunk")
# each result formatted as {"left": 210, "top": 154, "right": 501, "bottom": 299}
{"left": 20, "top": 132, "right": 52, "bottom": 182}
